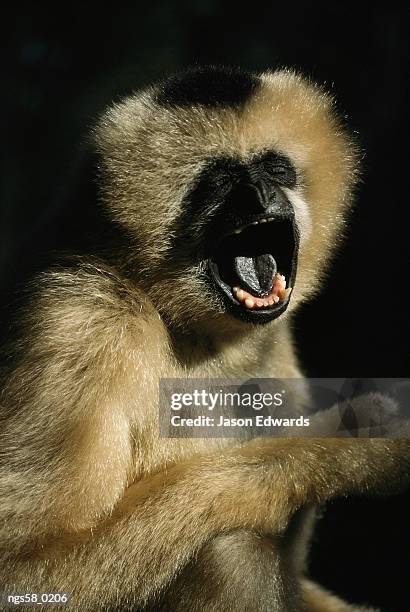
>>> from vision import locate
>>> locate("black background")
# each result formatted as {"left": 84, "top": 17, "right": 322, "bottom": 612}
{"left": 2, "top": 3, "right": 409, "bottom": 610}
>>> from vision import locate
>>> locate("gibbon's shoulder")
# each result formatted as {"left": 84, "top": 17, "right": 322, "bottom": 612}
{"left": 8, "top": 258, "right": 161, "bottom": 358}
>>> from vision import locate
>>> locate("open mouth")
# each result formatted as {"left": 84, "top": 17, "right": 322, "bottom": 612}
{"left": 207, "top": 214, "right": 299, "bottom": 323}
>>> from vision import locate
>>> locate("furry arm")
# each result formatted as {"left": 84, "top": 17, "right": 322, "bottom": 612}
{"left": 1, "top": 265, "right": 409, "bottom": 610}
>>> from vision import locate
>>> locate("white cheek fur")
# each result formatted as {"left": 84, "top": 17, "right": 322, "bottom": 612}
{"left": 282, "top": 187, "right": 312, "bottom": 244}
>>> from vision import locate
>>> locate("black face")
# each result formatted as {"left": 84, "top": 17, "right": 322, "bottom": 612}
{"left": 172, "top": 152, "right": 299, "bottom": 325}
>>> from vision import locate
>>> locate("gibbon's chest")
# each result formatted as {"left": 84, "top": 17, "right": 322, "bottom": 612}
{"left": 126, "top": 329, "right": 306, "bottom": 478}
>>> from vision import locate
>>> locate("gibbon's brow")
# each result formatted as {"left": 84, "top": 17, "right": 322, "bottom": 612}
{"left": 184, "top": 151, "right": 298, "bottom": 205}
{"left": 155, "top": 65, "right": 260, "bottom": 109}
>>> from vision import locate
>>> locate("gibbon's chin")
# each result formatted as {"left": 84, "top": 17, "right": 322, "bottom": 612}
{"left": 206, "top": 211, "right": 299, "bottom": 325}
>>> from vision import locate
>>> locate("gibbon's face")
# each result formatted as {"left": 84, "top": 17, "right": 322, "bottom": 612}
{"left": 95, "top": 67, "right": 358, "bottom": 328}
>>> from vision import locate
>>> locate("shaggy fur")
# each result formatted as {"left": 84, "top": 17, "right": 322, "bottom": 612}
{"left": 0, "top": 67, "right": 408, "bottom": 611}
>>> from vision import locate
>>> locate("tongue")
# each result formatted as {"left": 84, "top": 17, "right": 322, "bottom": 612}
{"left": 234, "top": 254, "right": 277, "bottom": 296}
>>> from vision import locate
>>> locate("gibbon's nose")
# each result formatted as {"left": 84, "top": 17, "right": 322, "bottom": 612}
{"left": 226, "top": 180, "right": 277, "bottom": 216}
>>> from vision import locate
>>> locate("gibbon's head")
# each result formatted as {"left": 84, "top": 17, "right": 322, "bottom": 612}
{"left": 94, "top": 66, "right": 359, "bottom": 329}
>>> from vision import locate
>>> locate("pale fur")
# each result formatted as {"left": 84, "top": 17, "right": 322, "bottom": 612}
{"left": 0, "top": 69, "right": 408, "bottom": 611}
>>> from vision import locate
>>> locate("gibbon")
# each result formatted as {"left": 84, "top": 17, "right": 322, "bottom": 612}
{"left": 0, "top": 66, "right": 409, "bottom": 612}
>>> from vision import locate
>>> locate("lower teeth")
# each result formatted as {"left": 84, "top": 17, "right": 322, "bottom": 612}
{"left": 233, "top": 274, "right": 292, "bottom": 310}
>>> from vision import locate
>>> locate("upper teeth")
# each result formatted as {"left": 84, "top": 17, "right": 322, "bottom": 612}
{"left": 230, "top": 217, "right": 275, "bottom": 236}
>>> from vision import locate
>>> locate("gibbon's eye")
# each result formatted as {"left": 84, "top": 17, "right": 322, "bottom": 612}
{"left": 253, "top": 151, "right": 298, "bottom": 189}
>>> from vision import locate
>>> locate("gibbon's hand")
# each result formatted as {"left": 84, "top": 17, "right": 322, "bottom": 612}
{"left": 307, "top": 392, "right": 408, "bottom": 438}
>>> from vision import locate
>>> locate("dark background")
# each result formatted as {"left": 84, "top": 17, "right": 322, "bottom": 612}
{"left": 2, "top": 3, "right": 409, "bottom": 610}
